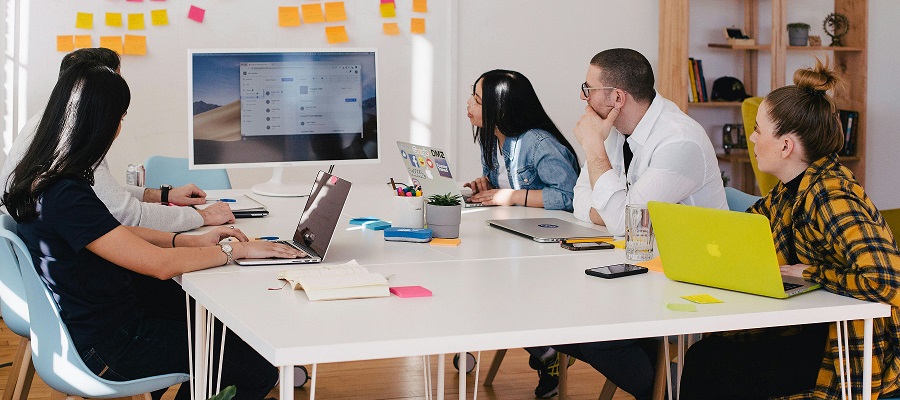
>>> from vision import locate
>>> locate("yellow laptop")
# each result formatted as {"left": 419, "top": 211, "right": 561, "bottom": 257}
{"left": 648, "top": 201, "right": 820, "bottom": 298}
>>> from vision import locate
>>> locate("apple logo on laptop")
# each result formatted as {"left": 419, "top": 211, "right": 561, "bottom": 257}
{"left": 706, "top": 242, "right": 722, "bottom": 257}
{"left": 537, "top": 224, "right": 559, "bottom": 229}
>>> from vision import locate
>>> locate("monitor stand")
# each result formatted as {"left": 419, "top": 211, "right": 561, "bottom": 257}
{"left": 251, "top": 167, "right": 310, "bottom": 197}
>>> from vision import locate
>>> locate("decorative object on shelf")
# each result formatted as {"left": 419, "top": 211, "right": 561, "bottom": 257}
{"left": 425, "top": 193, "right": 462, "bottom": 238}
{"left": 710, "top": 77, "right": 750, "bottom": 102}
{"left": 787, "top": 22, "right": 810, "bottom": 46}
{"left": 721, "top": 170, "right": 730, "bottom": 188}
{"left": 722, "top": 123, "right": 746, "bottom": 154}
{"left": 823, "top": 13, "right": 850, "bottom": 47}
{"left": 724, "top": 27, "right": 755, "bottom": 46}
{"left": 808, "top": 35, "right": 822, "bottom": 46}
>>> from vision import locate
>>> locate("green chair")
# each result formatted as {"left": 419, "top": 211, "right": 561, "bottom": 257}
{"left": 742, "top": 97, "right": 779, "bottom": 195}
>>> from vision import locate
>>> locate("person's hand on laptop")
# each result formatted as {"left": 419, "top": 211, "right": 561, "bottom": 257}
{"left": 780, "top": 263, "right": 809, "bottom": 278}
{"left": 231, "top": 241, "right": 307, "bottom": 260}
{"left": 186, "top": 225, "right": 251, "bottom": 246}
{"left": 197, "top": 202, "right": 236, "bottom": 226}
{"left": 469, "top": 188, "right": 515, "bottom": 206}
{"left": 168, "top": 184, "right": 208, "bottom": 206}
{"left": 464, "top": 176, "right": 493, "bottom": 194}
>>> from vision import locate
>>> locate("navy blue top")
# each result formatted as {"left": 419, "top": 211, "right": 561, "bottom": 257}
{"left": 17, "top": 178, "right": 138, "bottom": 351}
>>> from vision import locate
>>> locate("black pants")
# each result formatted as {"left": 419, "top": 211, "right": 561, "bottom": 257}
{"left": 555, "top": 339, "right": 656, "bottom": 400}
{"left": 679, "top": 323, "right": 829, "bottom": 400}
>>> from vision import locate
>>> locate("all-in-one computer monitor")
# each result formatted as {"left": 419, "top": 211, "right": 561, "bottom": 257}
{"left": 188, "top": 49, "right": 379, "bottom": 196}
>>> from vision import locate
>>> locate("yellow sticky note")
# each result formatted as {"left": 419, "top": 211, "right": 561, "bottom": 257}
{"left": 681, "top": 294, "right": 724, "bottom": 304}
{"left": 151, "top": 9, "right": 169, "bottom": 26}
{"left": 636, "top": 256, "right": 664, "bottom": 273}
{"left": 106, "top": 13, "right": 123, "bottom": 27}
{"left": 430, "top": 238, "right": 461, "bottom": 246}
{"left": 74, "top": 35, "right": 92, "bottom": 49}
{"left": 76, "top": 12, "right": 93, "bottom": 29}
{"left": 128, "top": 13, "right": 146, "bottom": 30}
{"left": 666, "top": 303, "right": 697, "bottom": 312}
{"left": 410, "top": 18, "right": 425, "bottom": 34}
{"left": 609, "top": 239, "right": 626, "bottom": 249}
{"left": 100, "top": 36, "right": 124, "bottom": 55}
{"left": 383, "top": 22, "right": 400, "bottom": 36}
{"left": 324, "top": 2, "right": 347, "bottom": 22}
{"left": 123, "top": 35, "right": 147, "bottom": 55}
{"left": 412, "top": 0, "right": 428, "bottom": 13}
{"left": 380, "top": 2, "right": 396, "bottom": 18}
{"left": 57, "top": 35, "right": 75, "bottom": 52}
{"left": 301, "top": 4, "right": 325, "bottom": 24}
{"left": 325, "top": 26, "right": 349, "bottom": 44}
{"left": 278, "top": 7, "right": 301, "bottom": 27}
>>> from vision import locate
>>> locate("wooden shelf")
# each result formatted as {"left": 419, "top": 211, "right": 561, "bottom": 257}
{"left": 689, "top": 101, "right": 743, "bottom": 108}
{"left": 708, "top": 43, "right": 770, "bottom": 50}
{"left": 786, "top": 45, "right": 864, "bottom": 52}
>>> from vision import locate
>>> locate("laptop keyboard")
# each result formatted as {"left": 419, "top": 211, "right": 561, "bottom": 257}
{"left": 783, "top": 282, "right": 802, "bottom": 291}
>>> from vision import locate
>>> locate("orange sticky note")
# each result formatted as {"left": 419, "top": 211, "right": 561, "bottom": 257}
{"left": 128, "top": 13, "right": 146, "bottom": 30}
{"left": 278, "top": 7, "right": 301, "bottom": 27}
{"left": 301, "top": 4, "right": 325, "bottom": 24}
{"left": 324, "top": 2, "right": 347, "bottom": 22}
{"left": 151, "top": 9, "right": 169, "bottom": 26}
{"left": 76, "top": 12, "right": 93, "bottom": 29}
{"left": 636, "top": 256, "right": 664, "bottom": 273}
{"left": 325, "top": 26, "right": 349, "bottom": 44}
{"left": 123, "top": 35, "right": 147, "bottom": 55}
{"left": 74, "top": 35, "right": 92, "bottom": 49}
{"left": 106, "top": 13, "right": 123, "bottom": 27}
{"left": 57, "top": 36, "right": 75, "bottom": 52}
{"left": 412, "top": 0, "right": 428, "bottom": 13}
{"left": 379, "top": 2, "right": 396, "bottom": 18}
{"left": 100, "top": 36, "right": 124, "bottom": 55}
{"left": 410, "top": 18, "right": 425, "bottom": 34}
{"left": 383, "top": 22, "right": 400, "bottom": 36}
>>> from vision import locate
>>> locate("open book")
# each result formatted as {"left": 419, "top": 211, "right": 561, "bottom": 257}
{"left": 277, "top": 262, "right": 389, "bottom": 301}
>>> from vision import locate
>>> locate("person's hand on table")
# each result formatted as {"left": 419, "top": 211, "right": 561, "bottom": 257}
{"left": 197, "top": 202, "right": 236, "bottom": 226}
{"left": 168, "top": 184, "right": 207, "bottom": 206}
{"left": 182, "top": 226, "right": 249, "bottom": 247}
{"left": 469, "top": 188, "right": 515, "bottom": 206}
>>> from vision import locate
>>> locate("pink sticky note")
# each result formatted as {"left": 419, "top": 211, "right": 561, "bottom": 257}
{"left": 390, "top": 286, "right": 432, "bottom": 298}
{"left": 380, "top": 0, "right": 394, "bottom": 3}
{"left": 127, "top": 0, "right": 144, "bottom": 2}
{"left": 188, "top": 5, "right": 205, "bottom": 23}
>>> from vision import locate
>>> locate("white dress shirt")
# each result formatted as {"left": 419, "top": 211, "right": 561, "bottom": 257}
{"left": 0, "top": 114, "right": 204, "bottom": 232}
{"left": 573, "top": 93, "right": 728, "bottom": 235}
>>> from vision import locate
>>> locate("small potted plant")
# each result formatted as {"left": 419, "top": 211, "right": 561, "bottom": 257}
{"left": 425, "top": 192, "right": 462, "bottom": 238}
{"left": 787, "top": 22, "right": 810, "bottom": 46}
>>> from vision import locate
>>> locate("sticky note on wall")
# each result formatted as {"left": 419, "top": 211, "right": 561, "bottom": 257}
{"left": 188, "top": 6, "right": 205, "bottom": 23}
{"left": 279, "top": 7, "right": 301, "bottom": 27}
{"left": 413, "top": 0, "right": 428, "bottom": 13}
{"left": 123, "top": 35, "right": 147, "bottom": 55}
{"left": 325, "top": 26, "right": 349, "bottom": 44}
{"left": 74, "top": 35, "right": 92, "bottom": 49}
{"left": 129, "top": 13, "right": 146, "bottom": 30}
{"left": 411, "top": 18, "right": 425, "bottom": 34}
{"left": 151, "top": 10, "right": 169, "bottom": 26}
{"left": 324, "top": 2, "right": 347, "bottom": 22}
{"left": 76, "top": 12, "right": 93, "bottom": 29}
{"left": 301, "top": 4, "right": 324, "bottom": 24}
{"left": 100, "top": 36, "right": 124, "bottom": 55}
{"left": 380, "top": 3, "right": 396, "bottom": 18}
{"left": 57, "top": 36, "right": 75, "bottom": 52}
{"left": 383, "top": 22, "right": 400, "bottom": 36}
{"left": 106, "top": 13, "right": 123, "bottom": 27}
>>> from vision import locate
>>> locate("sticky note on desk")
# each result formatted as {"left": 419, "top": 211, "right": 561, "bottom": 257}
{"left": 666, "top": 303, "right": 697, "bottom": 312}
{"left": 363, "top": 220, "right": 391, "bottom": 230}
{"left": 636, "top": 256, "right": 663, "bottom": 273}
{"left": 390, "top": 286, "right": 432, "bottom": 298}
{"left": 430, "top": 238, "right": 461, "bottom": 246}
{"left": 682, "top": 294, "right": 723, "bottom": 304}
{"left": 350, "top": 217, "right": 381, "bottom": 225}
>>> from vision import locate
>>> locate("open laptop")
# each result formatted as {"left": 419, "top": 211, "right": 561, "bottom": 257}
{"left": 236, "top": 171, "right": 351, "bottom": 266}
{"left": 396, "top": 141, "right": 490, "bottom": 208}
{"left": 487, "top": 218, "right": 612, "bottom": 243}
{"left": 648, "top": 201, "right": 820, "bottom": 298}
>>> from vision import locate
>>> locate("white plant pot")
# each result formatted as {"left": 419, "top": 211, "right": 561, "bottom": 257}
{"left": 425, "top": 204, "right": 462, "bottom": 238}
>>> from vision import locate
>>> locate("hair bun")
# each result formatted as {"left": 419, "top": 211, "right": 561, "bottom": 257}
{"left": 793, "top": 57, "right": 840, "bottom": 93}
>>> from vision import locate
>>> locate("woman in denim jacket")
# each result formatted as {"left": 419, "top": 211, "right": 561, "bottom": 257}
{"left": 464, "top": 70, "right": 580, "bottom": 211}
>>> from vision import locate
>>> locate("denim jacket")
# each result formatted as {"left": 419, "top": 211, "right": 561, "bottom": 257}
{"left": 482, "top": 129, "right": 579, "bottom": 211}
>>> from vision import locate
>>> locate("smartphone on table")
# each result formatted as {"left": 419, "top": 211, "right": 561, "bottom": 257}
{"left": 560, "top": 240, "right": 615, "bottom": 251}
{"left": 585, "top": 264, "right": 648, "bottom": 279}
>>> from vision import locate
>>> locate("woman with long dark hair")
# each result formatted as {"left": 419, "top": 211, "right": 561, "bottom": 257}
{"left": 2, "top": 61, "right": 304, "bottom": 400}
{"left": 464, "top": 69, "right": 580, "bottom": 211}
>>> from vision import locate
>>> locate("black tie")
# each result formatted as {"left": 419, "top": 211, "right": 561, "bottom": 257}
{"left": 623, "top": 137, "right": 633, "bottom": 176}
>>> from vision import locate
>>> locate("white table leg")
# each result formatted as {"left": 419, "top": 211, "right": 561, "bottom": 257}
{"left": 194, "top": 303, "right": 208, "bottom": 400}
{"left": 864, "top": 318, "right": 873, "bottom": 399}
{"left": 458, "top": 352, "right": 466, "bottom": 400}
{"left": 280, "top": 366, "right": 295, "bottom": 400}
{"left": 438, "top": 354, "right": 445, "bottom": 400}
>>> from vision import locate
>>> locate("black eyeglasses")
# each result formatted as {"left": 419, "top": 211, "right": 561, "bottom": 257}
{"left": 581, "top": 83, "right": 616, "bottom": 97}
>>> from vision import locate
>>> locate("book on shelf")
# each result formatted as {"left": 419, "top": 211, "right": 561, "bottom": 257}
{"left": 696, "top": 59, "right": 708, "bottom": 102}
{"left": 688, "top": 58, "right": 697, "bottom": 102}
{"left": 687, "top": 58, "right": 709, "bottom": 102}
{"left": 277, "top": 262, "right": 390, "bottom": 301}
{"left": 838, "top": 109, "right": 859, "bottom": 156}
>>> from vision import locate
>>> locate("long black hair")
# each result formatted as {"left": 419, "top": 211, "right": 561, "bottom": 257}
{"left": 3, "top": 61, "right": 130, "bottom": 222}
{"left": 472, "top": 70, "right": 579, "bottom": 172}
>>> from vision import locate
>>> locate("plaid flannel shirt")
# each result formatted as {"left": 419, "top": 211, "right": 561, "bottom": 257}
{"left": 720, "top": 154, "right": 900, "bottom": 399}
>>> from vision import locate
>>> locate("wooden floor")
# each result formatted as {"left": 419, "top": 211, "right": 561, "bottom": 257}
{"left": 0, "top": 319, "right": 634, "bottom": 400}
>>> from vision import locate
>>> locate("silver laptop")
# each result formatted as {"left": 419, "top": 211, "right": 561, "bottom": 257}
{"left": 487, "top": 218, "right": 612, "bottom": 243}
{"left": 236, "top": 171, "right": 351, "bottom": 266}
{"left": 396, "top": 141, "right": 492, "bottom": 208}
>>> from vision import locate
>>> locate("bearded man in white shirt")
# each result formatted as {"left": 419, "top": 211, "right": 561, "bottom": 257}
{"left": 572, "top": 48, "right": 727, "bottom": 235}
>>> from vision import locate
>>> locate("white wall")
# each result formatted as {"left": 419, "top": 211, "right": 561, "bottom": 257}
{"left": 4, "top": 0, "right": 898, "bottom": 208}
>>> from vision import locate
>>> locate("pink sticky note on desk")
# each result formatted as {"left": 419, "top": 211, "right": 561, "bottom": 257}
{"left": 390, "top": 286, "right": 432, "bottom": 298}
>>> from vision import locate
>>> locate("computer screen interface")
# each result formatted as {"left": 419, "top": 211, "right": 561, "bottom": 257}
{"left": 190, "top": 50, "right": 378, "bottom": 168}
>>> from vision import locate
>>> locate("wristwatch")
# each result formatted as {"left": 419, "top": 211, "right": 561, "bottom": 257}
{"left": 160, "top": 185, "right": 173, "bottom": 204}
{"left": 218, "top": 243, "right": 233, "bottom": 265}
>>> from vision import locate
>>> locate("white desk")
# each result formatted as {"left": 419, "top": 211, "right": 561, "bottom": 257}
{"left": 184, "top": 185, "right": 891, "bottom": 400}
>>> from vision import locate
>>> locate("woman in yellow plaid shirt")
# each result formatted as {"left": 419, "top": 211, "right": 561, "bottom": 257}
{"left": 679, "top": 59, "right": 900, "bottom": 399}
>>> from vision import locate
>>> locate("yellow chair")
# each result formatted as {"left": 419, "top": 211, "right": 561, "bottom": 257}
{"left": 742, "top": 97, "right": 780, "bottom": 195}
{"left": 882, "top": 208, "right": 900, "bottom": 236}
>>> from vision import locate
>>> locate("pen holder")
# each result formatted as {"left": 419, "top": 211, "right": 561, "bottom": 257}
{"left": 392, "top": 196, "right": 425, "bottom": 229}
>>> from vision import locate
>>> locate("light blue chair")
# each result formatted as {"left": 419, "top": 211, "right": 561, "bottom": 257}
{"left": 144, "top": 155, "right": 231, "bottom": 190}
{"left": 725, "top": 187, "right": 761, "bottom": 212}
{"left": 0, "top": 217, "right": 189, "bottom": 398}
{"left": 0, "top": 214, "right": 34, "bottom": 400}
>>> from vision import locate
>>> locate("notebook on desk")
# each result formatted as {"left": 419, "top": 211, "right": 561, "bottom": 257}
{"left": 396, "top": 141, "right": 492, "bottom": 208}
{"left": 486, "top": 218, "right": 612, "bottom": 243}
{"left": 648, "top": 201, "right": 820, "bottom": 298}
{"left": 236, "top": 171, "right": 351, "bottom": 266}
{"left": 195, "top": 195, "right": 269, "bottom": 218}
